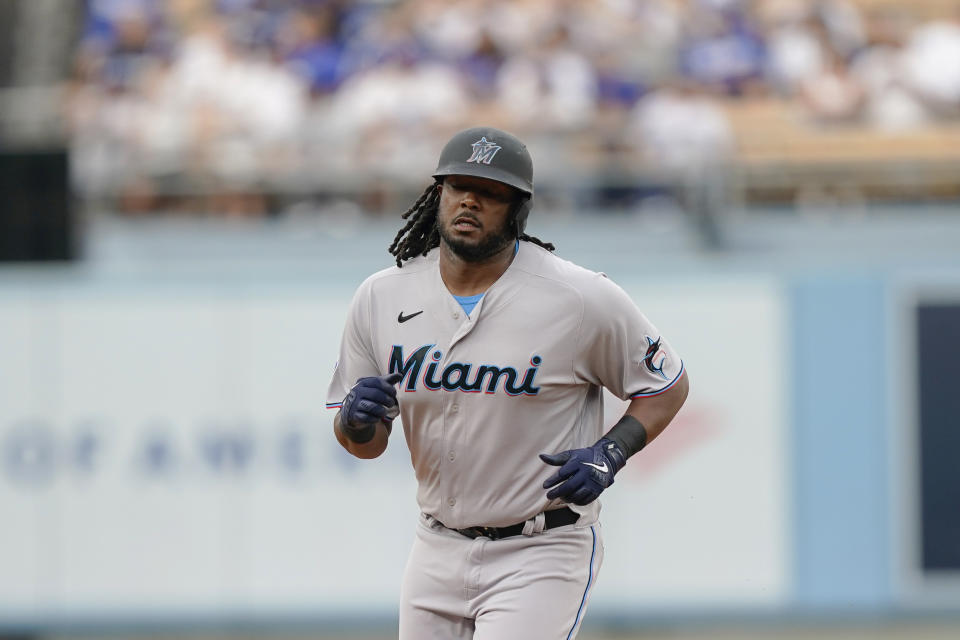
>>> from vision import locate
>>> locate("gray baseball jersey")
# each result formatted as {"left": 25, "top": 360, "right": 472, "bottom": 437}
{"left": 326, "top": 241, "right": 684, "bottom": 529}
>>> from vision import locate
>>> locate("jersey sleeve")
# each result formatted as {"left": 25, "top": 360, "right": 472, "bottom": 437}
{"left": 573, "top": 274, "right": 684, "bottom": 401}
{"left": 326, "top": 278, "right": 381, "bottom": 410}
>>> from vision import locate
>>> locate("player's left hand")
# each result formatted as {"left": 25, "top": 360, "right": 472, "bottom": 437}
{"left": 540, "top": 439, "right": 627, "bottom": 505}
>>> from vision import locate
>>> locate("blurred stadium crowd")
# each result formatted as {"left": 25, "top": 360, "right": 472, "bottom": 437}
{"left": 66, "top": 0, "right": 960, "bottom": 216}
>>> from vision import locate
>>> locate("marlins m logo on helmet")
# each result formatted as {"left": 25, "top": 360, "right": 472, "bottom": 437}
{"left": 467, "top": 137, "right": 502, "bottom": 165}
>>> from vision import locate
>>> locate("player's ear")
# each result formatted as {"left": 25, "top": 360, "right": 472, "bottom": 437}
{"left": 512, "top": 195, "right": 531, "bottom": 236}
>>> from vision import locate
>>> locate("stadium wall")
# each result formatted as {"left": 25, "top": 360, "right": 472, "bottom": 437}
{"left": 0, "top": 218, "right": 958, "bottom": 630}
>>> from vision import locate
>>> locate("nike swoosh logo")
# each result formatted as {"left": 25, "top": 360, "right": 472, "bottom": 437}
{"left": 582, "top": 461, "right": 609, "bottom": 473}
{"left": 398, "top": 310, "right": 424, "bottom": 323}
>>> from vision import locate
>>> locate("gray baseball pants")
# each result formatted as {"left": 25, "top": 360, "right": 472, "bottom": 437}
{"left": 399, "top": 513, "right": 604, "bottom": 639}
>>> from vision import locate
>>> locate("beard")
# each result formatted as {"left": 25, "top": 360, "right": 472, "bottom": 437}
{"left": 437, "top": 214, "right": 516, "bottom": 262}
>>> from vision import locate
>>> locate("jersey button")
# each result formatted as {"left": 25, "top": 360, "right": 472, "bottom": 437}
{"left": 448, "top": 497, "right": 456, "bottom": 507}
{"left": 451, "top": 404, "right": 459, "bottom": 413}
{"left": 448, "top": 451, "right": 456, "bottom": 461}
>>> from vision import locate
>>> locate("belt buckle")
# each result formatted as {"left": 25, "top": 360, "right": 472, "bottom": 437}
{"left": 477, "top": 526, "right": 500, "bottom": 540}
{"left": 458, "top": 526, "right": 500, "bottom": 540}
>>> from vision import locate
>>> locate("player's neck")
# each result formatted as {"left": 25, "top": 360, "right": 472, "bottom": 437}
{"left": 438, "top": 241, "right": 516, "bottom": 296}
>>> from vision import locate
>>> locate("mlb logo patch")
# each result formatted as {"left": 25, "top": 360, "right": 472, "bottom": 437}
{"left": 467, "top": 137, "right": 501, "bottom": 165}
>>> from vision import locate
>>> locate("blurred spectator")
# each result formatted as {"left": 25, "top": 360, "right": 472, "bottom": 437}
{"left": 762, "top": 2, "right": 828, "bottom": 94}
{"left": 816, "top": 0, "right": 866, "bottom": 59}
{"left": 799, "top": 48, "right": 865, "bottom": 124}
{"left": 78, "top": 0, "right": 173, "bottom": 95}
{"left": 678, "top": 1, "right": 766, "bottom": 95}
{"left": 900, "top": 8, "right": 960, "bottom": 117}
{"left": 850, "top": 9, "right": 929, "bottom": 131}
{"left": 494, "top": 24, "right": 598, "bottom": 130}
{"left": 628, "top": 80, "right": 734, "bottom": 172}
{"left": 456, "top": 31, "right": 508, "bottom": 99}
{"left": 276, "top": 4, "right": 348, "bottom": 95}
{"left": 63, "top": 0, "right": 960, "bottom": 216}
{"left": 338, "top": 1, "right": 424, "bottom": 77}
{"left": 415, "top": 0, "right": 485, "bottom": 59}
{"left": 325, "top": 57, "right": 469, "bottom": 152}
{"left": 608, "top": 0, "right": 684, "bottom": 86}
{"left": 483, "top": 0, "right": 563, "bottom": 56}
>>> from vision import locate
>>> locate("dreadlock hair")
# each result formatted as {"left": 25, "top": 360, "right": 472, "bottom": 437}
{"left": 388, "top": 182, "right": 442, "bottom": 267}
{"left": 388, "top": 181, "right": 556, "bottom": 268}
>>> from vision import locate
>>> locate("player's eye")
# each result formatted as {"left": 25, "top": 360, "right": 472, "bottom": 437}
{"left": 482, "top": 189, "right": 514, "bottom": 203}
{"left": 446, "top": 182, "right": 513, "bottom": 204}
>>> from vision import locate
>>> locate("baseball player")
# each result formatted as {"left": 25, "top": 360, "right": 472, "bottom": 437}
{"left": 327, "top": 126, "right": 688, "bottom": 639}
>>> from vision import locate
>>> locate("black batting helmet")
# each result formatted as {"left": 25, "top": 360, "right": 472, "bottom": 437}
{"left": 433, "top": 126, "right": 534, "bottom": 234}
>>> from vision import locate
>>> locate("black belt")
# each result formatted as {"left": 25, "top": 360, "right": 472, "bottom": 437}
{"left": 448, "top": 507, "right": 579, "bottom": 540}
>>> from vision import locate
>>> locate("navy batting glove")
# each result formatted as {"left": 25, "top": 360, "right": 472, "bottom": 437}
{"left": 340, "top": 373, "right": 402, "bottom": 443}
{"left": 540, "top": 439, "right": 627, "bottom": 505}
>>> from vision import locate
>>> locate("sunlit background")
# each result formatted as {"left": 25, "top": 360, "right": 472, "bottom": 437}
{"left": 2, "top": 0, "right": 960, "bottom": 639}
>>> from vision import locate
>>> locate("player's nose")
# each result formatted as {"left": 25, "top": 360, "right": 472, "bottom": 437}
{"left": 458, "top": 189, "right": 481, "bottom": 210}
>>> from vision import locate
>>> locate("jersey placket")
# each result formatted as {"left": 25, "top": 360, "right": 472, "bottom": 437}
{"left": 438, "top": 292, "right": 483, "bottom": 526}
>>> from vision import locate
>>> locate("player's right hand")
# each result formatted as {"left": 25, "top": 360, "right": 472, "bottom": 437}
{"left": 341, "top": 373, "right": 403, "bottom": 432}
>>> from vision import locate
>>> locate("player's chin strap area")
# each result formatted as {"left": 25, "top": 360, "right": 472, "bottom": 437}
{"left": 433, "top": 507, "right": 579, "bottom": 541}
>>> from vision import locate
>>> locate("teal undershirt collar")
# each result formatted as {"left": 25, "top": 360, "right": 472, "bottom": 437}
{"left": 453, "top": 292, "right": 484, "bottom": 316}
{"left": 452, "top": 240, "right": 519, "bottom": 316}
